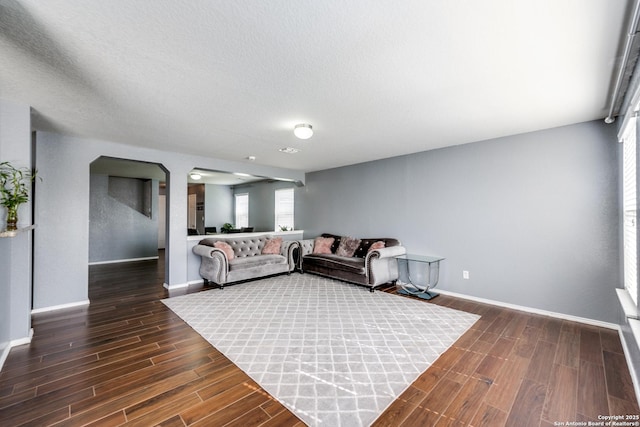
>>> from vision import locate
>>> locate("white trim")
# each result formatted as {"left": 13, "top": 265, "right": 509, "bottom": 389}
{"left": 618, "top": 89, "right": 640, "bottom": 141}
{"left": 630, "top": 319, "right": 640, "bottom": 352}
{"left": 11, "top": 328, "right": 33, "bottom": 347}
{"left": 619, "top": 320, "right": 640, "bottom": 407}
{"left": 89, "top": 256, "right": 159, "bottom": 266}
{"left": 31, "top": 300, "right": 90, "bottom": 314}
{"left": 164, "top": 279, "right": 207, "bottom": 290}
{"left": 163, "top": 282, "right": 191, "bottom": 290}
{"left": 436, "top": 289, "right": 618, "bottom": 330}
{"left": 0, "top": 344, "right": 10, "bottom": 372}
{"left": 0, "top": 328, "right": 33, "bottom": 372}
{"left": 617, "top": 288, "right": 640, "bottom": 319}
{"left": 187, "top": 229, "right": 304, "bottom": 241}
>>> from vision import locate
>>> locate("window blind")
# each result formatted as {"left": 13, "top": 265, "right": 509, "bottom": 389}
{"left": 235, "top": 193, "right": 249, "bottom": 228}
{"left": 623, "top": 116, "right": 638, "bottom": 305}
{"left": 275, "top": 188, "right": 294, "bottom": 231}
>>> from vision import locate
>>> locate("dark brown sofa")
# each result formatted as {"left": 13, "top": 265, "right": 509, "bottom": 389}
{"left": 298, "top": 233, "right": 406, "bottom": 291}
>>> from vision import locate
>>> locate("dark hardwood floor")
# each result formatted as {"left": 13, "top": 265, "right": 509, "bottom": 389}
{"left": 0, "top": 255, "right": 638, "bottom": 426}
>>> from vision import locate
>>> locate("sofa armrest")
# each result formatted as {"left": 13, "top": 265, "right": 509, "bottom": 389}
{"left": 298, "top": 239, "right": 315, "bottom": 257}
{"left": 297, "top": 239, "right": 316, "bottom": 270}
{"left": 193, "top": 244, "right": 221, "bottom": 259}
{"left": 281, "top": 240, "right": 300, "bottom": 272}
{"left": 365, "top": 245, "right": 407, "bottom": 285}
{"left": 366, "top": 245, "right": 406, "bottom": 260}
{"left": 193, "top": 244, "right": 229, "bottom": 283}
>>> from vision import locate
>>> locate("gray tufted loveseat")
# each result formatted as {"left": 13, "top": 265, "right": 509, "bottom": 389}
{"left": 192, "top": 235, "right": 299, "bottom": 288}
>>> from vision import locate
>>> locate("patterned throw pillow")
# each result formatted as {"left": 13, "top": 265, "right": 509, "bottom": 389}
{"left": 262, "top": 237, "right": 283, "bottom": 255}
{"left": 336, "top": 236, "right": 361, "bottom": 257}
{"left": 368, "top": 241, "right": 386, "bottom": 253}
{"left": 313, "top": 237, "right": 334, "bottom": 254}
{"left": 214, "top": 241, "right": 234, "bottom": 260}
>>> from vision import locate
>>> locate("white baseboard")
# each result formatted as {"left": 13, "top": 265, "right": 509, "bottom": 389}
{"left": 89, "top": 256, "right": 159, "bottom": 266}
{"left": 163, "top": 280, "right": 205, "bottom": 290}
{"left": 31, "top": 300, "right": 90, "bottom": 314}
{"left": 164, "top": 282, "right": 190, "bottom": 290}
{"left": 11, "top": 328, "right": 34, "bottom": 347}
{"left": 0, "top": 328, "right": 33, "bottom": 372}
{"left": 618, "top": 322, "right": 640, "bottom": 408}
{"left": 0, "top": 344, "right": 10, "bottom": 372}
{"left": 436, "top": 289, "right": 619, "bottom": 330}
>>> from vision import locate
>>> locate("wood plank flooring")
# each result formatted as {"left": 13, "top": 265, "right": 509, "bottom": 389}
{"left": 0, "top": 256, "right": 638, "bottom": 426}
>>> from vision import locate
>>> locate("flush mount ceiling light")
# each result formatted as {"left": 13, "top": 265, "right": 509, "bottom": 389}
{"left": 294, "top": 123, "right": 313, "bottom": 140}
{"left": 190, "top": 173, "right": 202, "bottom": 180}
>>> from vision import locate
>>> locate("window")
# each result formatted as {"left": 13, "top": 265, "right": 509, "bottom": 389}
{"left": 275, "top": 188, "right": 294, "bottom": 231}
{"left": 623, "top": 115, "right": 638, "bottom": 305}
{"left": 188, "top": 194, "right": 197, "bottom": 229}
{"left": 235, "top": 193, "right": 249, "bottom": 228}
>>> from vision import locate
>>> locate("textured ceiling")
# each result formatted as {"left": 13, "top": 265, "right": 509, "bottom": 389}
{"left": 0, "top": 0, "right": 633, "bottom": 172}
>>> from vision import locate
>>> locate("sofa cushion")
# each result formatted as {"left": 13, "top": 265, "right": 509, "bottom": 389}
{"left": 214, "top": 241, "right": 234, "bottom": 260}
{"left": 368, "top": 241, "right": 386, "bottom": 252}
{"left": 353, "top": 238, "right": 397, "bottom": 258}
{"left": 330, "top": 238, "right": 341, "bottom": 253}
{"left": 313, "top": 237, "right": 334, "bottom": 254}
{"left": 303, "top": 254, "right": 366, "bottom": 275}
{"left": 227, "top": 237, "right": 268, "bottom": 257}
{"left": 336, "top": 236, "right": 361, "bottom": 257}
{"left": 229, "top": 254, "right": 287, "bottom": 271}
{"left": 262, "top": 237, "right": 283, "bottom": 255}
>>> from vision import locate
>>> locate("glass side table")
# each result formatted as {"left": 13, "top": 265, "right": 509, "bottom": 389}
{"left": 395, "top": 254, "right": 445, "bottom": 300}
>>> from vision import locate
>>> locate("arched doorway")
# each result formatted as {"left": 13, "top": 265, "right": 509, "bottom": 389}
{"left": 88, "top": 156, "right": 169, "bottom": 284}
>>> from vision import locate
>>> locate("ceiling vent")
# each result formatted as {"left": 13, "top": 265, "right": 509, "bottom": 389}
{"left": 279, "top": 147, "right": 300, "bottom": 154}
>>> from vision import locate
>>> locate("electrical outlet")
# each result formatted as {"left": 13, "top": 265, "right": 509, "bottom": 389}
{"left": 463, "top": 270, "right": 470, "bottom": 280}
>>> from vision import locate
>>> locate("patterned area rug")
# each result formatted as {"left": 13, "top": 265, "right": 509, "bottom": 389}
{"left": 162, "top": 274, "right": 479, "bottom": 426}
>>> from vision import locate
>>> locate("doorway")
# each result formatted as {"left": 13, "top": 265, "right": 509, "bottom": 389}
{"left": 88, "top": 156, "right": 169, "bottom": 284}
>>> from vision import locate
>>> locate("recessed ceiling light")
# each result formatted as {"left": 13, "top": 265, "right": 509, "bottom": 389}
{"left": 294, "top": 123, "right": 313, "bottom": 140}
{"left": 246, "top": 156, "right": 256, "bottom": 161}
{"left": 190, "top": 173, "right": 202, "bottom": 180}
{"left": 233, "top": 172, "right": 251, "bottom": 177}
{"left": 279, "top": 147, "right": 300, "bottom": 154}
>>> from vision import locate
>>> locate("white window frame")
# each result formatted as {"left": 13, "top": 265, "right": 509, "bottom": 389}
{"left": 623, "top": 114, "right": 639, "bottom": 306}
{"left": 234, "top": 193, "right": 249, "bottom": 229}
{"left": 274, "top": 188, "right": 294, "bottom": 231}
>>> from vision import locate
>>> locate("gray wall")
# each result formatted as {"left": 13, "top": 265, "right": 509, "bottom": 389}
{"left": 0, "top": 99, "right": 32, "bottom": 361}
{"left": 299, "top": 120, "right": 620, "bottom": 323}
{"left": 89, "top": 174, "right": 159, "bottom": 263}
{"left": 33, "top": 131, "right": 304, "bottom": 310}
{"left": 233, "top": 180, "right": 301, "bottom": 232}
{"left": 0, "top": 239, "right": 11, "bottom": 358}
{"left": 204, "top": 184, "right": 233, "bottom": 232}
{"left": 0, "top": 236, "right": 10, "bottom": 355}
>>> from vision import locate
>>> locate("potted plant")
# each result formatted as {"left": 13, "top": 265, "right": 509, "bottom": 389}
{"left": 0, "top": 161, "right": 37, "bottom": 231}
{"left": 221, "top": 223, "right": 234, "bottom": 233}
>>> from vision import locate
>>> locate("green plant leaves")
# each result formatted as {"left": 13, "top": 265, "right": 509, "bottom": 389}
{"left": 0, "top": 161, "right": 37, "bottom": 209}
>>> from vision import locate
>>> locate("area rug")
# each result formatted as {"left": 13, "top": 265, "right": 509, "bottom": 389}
{"left": 162, "top": 274, "right": 479, "bottom": 426}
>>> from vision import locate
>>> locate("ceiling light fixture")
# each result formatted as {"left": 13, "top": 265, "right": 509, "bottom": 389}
{"left": 190, "top": 173, "right": 202, "bottom": 180}
{"left": 294, "top": 123, "right": 313, "bottom": 139}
